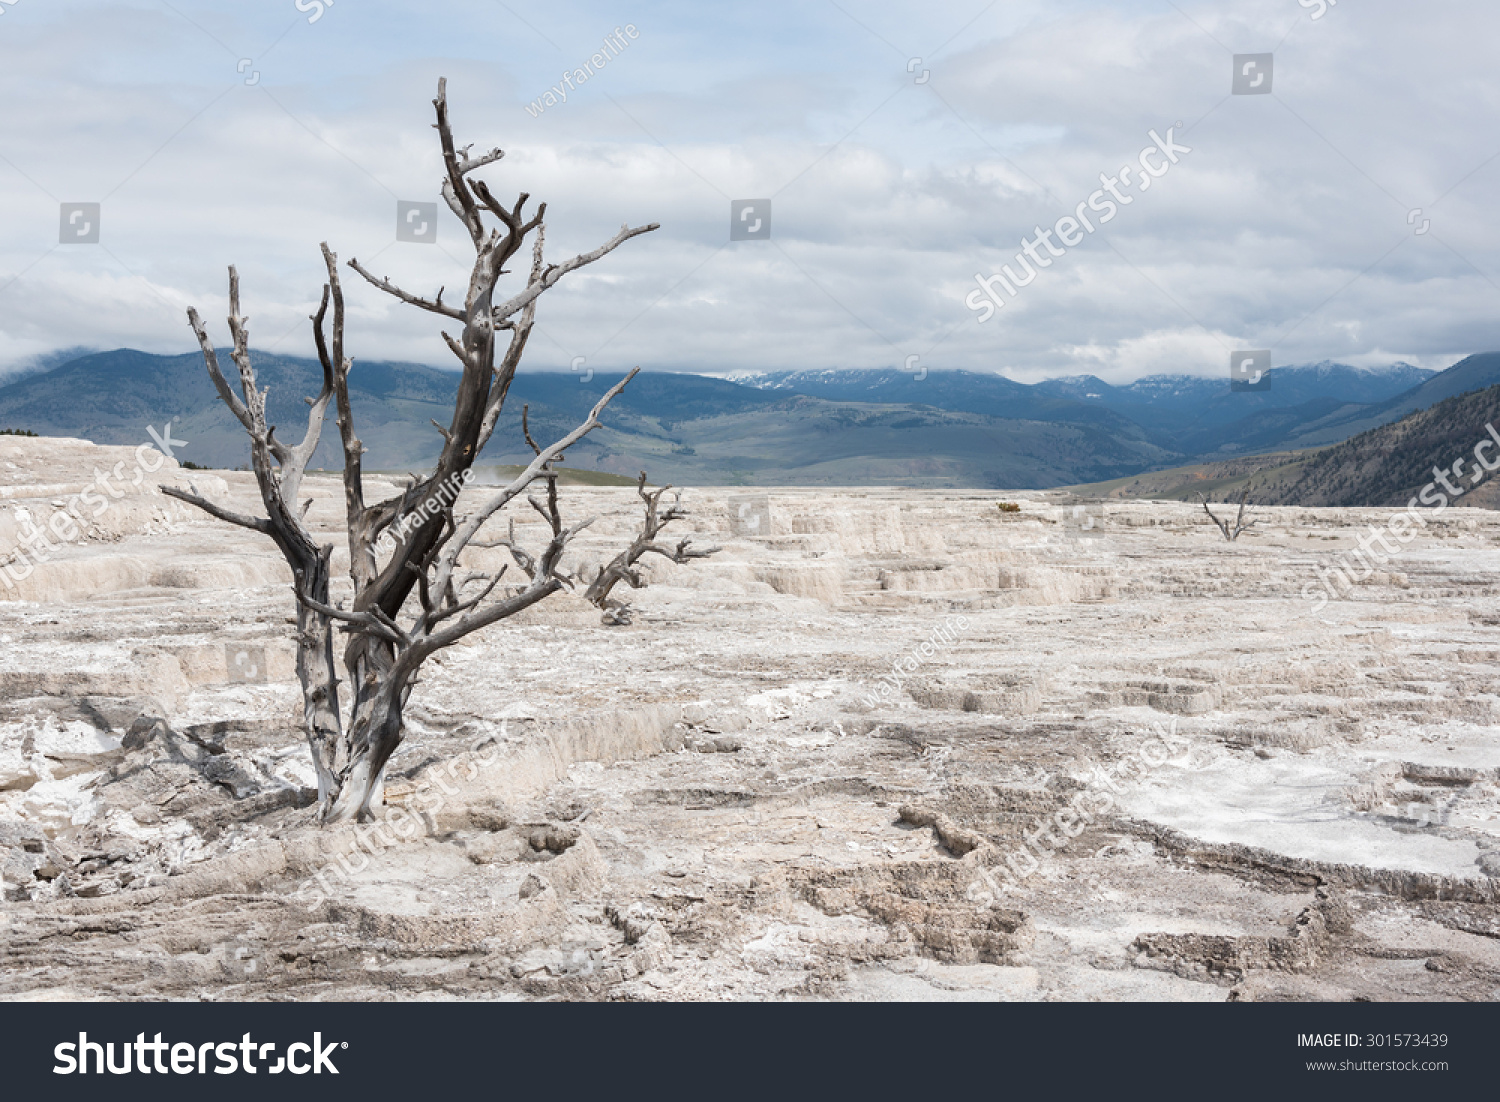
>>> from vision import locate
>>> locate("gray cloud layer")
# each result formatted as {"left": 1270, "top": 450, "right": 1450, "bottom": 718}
{"left": 0, "top": 0, "right": 1495, "bottom": 383}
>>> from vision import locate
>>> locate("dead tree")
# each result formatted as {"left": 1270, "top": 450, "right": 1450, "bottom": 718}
{"left": 164, "top": 77, "right": 658, "bottom": 822}
{"left": 579, "top": 472, "right": 719, "bottom": 623}
{"left": 1198, "top": 487, "right": 1256, "bottom": 542}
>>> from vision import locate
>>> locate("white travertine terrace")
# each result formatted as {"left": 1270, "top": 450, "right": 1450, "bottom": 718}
{"left": 1, "top": 436, "right": 1497, "bottom": 1000}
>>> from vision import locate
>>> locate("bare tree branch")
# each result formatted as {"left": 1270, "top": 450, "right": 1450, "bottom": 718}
{"left": 161, "top": 485, "right": 273, "bottom": 534}
{"left": 185, "top": 307, "right": 255, "bottom": 436}
{"left": 584, "top": 471, "right": 720, "bottom": 618}
{"left": 456, "top": 145, "right": 505, "bottom": 175}
{"left": 346, "top": 260, "right": 466, "bottom": 320}
{"left": 435, "top": 370, "right": 639, "bottom": 591}
{"left": 277, "top": 289, "right": 336, "bottom": 506}
{"left": 293, "top": 588, "right": 406, "bottom": 646}
{"left": 1199, "top": 486, "right": 1257, "bottom": 542}
{"left": 180, "top": 272, "right": 347, "bottom": 810}
{"left": 475, "top": 230, "right": 545, "bottom": 456}
{"left": 490, "top": 222, "right": 659, "bottom": 325}
{"left": 181, "top": 78, "right": 662, "bottom": 825}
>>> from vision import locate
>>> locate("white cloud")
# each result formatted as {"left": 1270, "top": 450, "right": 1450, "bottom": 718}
{"left": 0, "top": 0, "right": 1496, "bottom": 382}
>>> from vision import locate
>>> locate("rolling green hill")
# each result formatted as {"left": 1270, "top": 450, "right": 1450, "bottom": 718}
{"left": 1257, "top": 383, "right": 1500, "bottom": 508}
{"left": 1065, "top": 383, "right": 1500, "bottom": 510}
{"left": 4, "top": 349, "right": 1497, "bottom": 490}
{"left": 0, "top": 350, "right": 1181, "bottom": 488}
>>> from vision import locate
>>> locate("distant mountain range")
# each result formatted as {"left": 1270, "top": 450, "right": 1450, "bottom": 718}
{"left": 1, "top": 348, "right": 1496, "bottom": 489}
{"left": 730, "top": 361, "right": 1447, "bottom": 460}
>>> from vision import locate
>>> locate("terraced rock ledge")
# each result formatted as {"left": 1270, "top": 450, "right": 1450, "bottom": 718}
{"left": 2, "top": 437, "right": 1498, "bottom": 1001}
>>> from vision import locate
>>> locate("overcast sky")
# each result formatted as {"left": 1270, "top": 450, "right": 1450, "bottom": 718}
{"left": 0, "top": 0, "right": 1496, "bottom": 384}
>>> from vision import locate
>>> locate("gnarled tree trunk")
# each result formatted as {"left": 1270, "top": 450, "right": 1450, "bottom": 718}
{"left": 1199, "top": 487, "right": 1256, "bottom": 542}
{"left": 166, "top": 78, "right": 659, "bottom": 822}
{"left": 579, "top": 472, "right": 719, "bottom": 624}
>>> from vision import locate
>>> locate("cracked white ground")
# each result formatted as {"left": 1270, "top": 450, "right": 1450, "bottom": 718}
{"left": 2, "top": 437, "right": 1498, "bottom": 1001}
